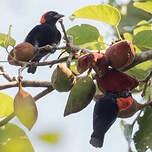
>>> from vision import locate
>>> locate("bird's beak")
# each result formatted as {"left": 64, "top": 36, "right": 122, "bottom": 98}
{"left": 55, "top": 13, "right": 64, "bottom": 19}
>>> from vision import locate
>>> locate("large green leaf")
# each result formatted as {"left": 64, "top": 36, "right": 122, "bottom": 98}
{"left": 0, "top": 92, "right": 14, "bottom": 118}
{"left": 72, "top": 4, "right": 121, "bottom": 27}
{"left": 134, "top": 1, "right": 152, "bottom": 14}
{"left": 134, "top": 108, "right": 152, "bottom": 152}
{"left": 133, "top": 30, "right": 152, "bottom": 49}
{"left": 67, "top": 24, "right": 105, "bottom": 50}
{"left": 0, "top": 123, "right": 34, "bottom": 152}
{"left": 67, "top": 24, "right": 100, "bottom": 45}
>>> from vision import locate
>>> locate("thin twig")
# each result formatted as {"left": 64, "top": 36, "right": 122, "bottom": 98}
{"left": 33, "top": 86, "right": 54, "bottom": 101}
{"left": 59, "top": 19, "right": 70, "bottom": 44}
{"left": 141, "top": 70, "right": 152, "bottom": 97}
{"left": 0, "top": 66, "right": 12, "bottom": 81}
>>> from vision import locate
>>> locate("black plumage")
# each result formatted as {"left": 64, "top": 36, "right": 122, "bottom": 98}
{"left": 25, "top": 11, "right": 64, "bottom": 74}
{"left": 90, "top": 94, "right": 119, "bottom": 148}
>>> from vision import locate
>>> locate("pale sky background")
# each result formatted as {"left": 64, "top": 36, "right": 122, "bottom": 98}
{"left": 0, "top": 0, "right": 146, "bottom": 152}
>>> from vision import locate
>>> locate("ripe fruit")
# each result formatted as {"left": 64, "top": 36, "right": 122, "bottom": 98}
{"left": 8, "top": 42, "right": 35, "bottom": 65}
{"left": 95, "top": 68, "right": 139, "bottom": 92}
{"left": 64, "top": 75, "right": 96, "bottom": 116}
{"left": 77, "top": 53, "right": 108, "bottom": 74}
{"left": 118, "top": 98, "right": 151, "bottom": 118}
{"left": 51, "top": 64, "right": 76, "bottom": 92}
{"left": 117, "top": 96, "right": 133, "bottom": 111}
{"left": 92, "top": 54, "right": 109, "bottom": 76}
{"left": 105, "top": 40, "right": 135, "bottom": 69}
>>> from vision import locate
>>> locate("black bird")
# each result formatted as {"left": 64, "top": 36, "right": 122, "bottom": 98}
{"left": 25, "top": 11, "right": 64, "bottom": 74}
{"left": 90, "top": 91, "right": 132, "bottom": 148}
{"left": 90, "top": 93, "right": 119, "bottom": 148}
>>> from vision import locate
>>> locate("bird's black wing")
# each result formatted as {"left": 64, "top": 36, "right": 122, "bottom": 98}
{"left": 90, "top": 95, "right": 119, "bottom": 148}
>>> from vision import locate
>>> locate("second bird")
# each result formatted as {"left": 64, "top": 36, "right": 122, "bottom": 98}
{"left": 25, "top": 11, "right": 64, "bottom": 74}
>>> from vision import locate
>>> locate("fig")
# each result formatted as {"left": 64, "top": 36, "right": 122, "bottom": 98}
{"left": 51, "top": 64, "right": 76, "bottom": 92}
{"left": 77, "top": 53, "right": 104, "bottom": 74}
{"left": 8, "top": 42, "right": 35, "bottom": 66}
{"left": 14, "top": 83, "right": 38, "bottom": 130}
{"left": 105, "top": 40, "right": 135, "bottom": 69}
{"left": 118, "top": 98, "right": 151, "bottom": 118}
{"left": 64, "top": 75, "right": 96, "bottom": 116}
{"left": 96, "top": 68, "right": 139, "bottom": 92}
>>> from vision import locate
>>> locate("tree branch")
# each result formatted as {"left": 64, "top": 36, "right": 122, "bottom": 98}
{"left": 0, "top": 80, "right": 51, "bottom": 90}
{"left": 122, "top": 50, "right": 152, "bottom": 71}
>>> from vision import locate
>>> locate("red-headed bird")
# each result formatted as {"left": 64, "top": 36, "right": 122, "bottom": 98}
{"left": 90, "top": 91, "right": 132, "bottom": 148}
{"left": 25, "top": 11, "right": 64, "bottom": 74}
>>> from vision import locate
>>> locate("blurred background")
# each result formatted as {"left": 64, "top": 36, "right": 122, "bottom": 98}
{"left": 0, "top": 0, "right": 151, "bottom": 152}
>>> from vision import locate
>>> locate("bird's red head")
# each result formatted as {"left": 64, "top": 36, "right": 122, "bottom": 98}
{"left": 40, "top": 11, "right": 64, "bottom": 24}
{"left": 40, "top": 12, "right": 49, "bottom": 24}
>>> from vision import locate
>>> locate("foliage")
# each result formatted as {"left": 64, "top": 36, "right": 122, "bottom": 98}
{"left": 0, "top": 1, "right": 152, "bottom": 152}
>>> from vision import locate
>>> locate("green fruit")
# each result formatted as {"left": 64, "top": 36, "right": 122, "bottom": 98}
{"left": 64, "top": 75, "right": 96, "bottom": 116}
{"left": 51, "top": 64, "right": 76, "bottom": 92}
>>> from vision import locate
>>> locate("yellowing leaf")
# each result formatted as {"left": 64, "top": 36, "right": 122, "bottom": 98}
{"left": 123, "top": 32, "right": 133, "bottom": 42}
{"left": 0, "top": 93, "right": 14, "bottom": 117}
{"left": 14, "top": 87, "right": 38, "bottom": 130}
{"left": 39, "top": 133, "right": 60, "bottom": 144}
{"left": 133, "top": 20, "right": 152, "bottom": 35}
{"left": 0, "top": 123, "right": 34, "bottom": 152}
{"left": 134, "top": 1, "right": 152, "bottom": 14}
{"left": 72, "top": 4, "right": 121, "bottom": 27}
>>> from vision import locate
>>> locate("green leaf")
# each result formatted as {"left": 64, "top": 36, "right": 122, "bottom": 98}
{"left": 133, "top": 20, "right": 152, "bottom": 35}
{"left": 133, "top": 30, "right": 152, "bottom": 49}
{"left": 120, "top": 120, "right": 133, "bottom": 142}
{"left": 118, "top": 1, "right": 151, "bottom": 34}
{"left": 67, "top": 24, "right": 100, "bottom": 45}
{"left": 126, "top": 67, "right": 148, "bottom": 80}
{"left": 134, "top": 1, "right": 152, "bottom": 14}
{"left": 134, "top": 108, "right": 152, "bottom": 152}
{"left": 72, "top": 4, "right": 121, "bottom": 27}
{"left": 0, "top": 123, "right": 34, "bottom": 152}
{"left": 0, "top": 25, "right": 16, "bottom": 49}
{"left": 39, "top": 132, "right": 60, "bottom": 144}
{"left": 0, "top": 92, "right": 14, "bottom": 117}
{"left": 135, "top": 61, "right": 152, "bottom": 71}
{"left": 14, "top": 87, "right": 38, "bottom": 130}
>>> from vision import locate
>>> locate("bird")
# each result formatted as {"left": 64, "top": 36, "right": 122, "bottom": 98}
{"left": 90, "top": 91, "right": 132, "bottom": 148}
{"left": 25, "top": 11, "right": 64, "bottom": 74}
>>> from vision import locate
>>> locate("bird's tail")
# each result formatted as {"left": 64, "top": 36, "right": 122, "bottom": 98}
{"left": 89, "top": 134, "right": 104, "bottom": 148}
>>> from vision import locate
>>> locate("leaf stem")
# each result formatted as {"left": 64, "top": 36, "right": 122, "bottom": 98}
{"left": 115, "top": 26, "right": 122, "bottom": 40}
